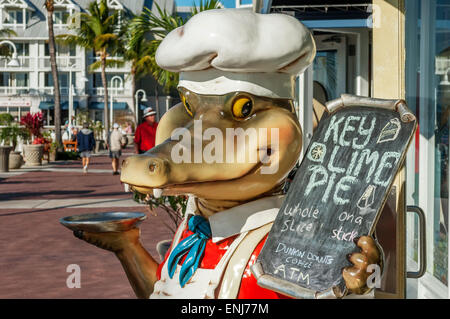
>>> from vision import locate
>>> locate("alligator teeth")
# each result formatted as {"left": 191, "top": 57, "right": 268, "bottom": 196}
{"left": 123, "top": 183, "right": 130, "bottom": 192}
{"left": 153, "top": 188, "right": 163, "bottom": 198}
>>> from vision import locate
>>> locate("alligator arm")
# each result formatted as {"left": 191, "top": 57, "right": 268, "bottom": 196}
{"left": 74, "top": 228, "right": 159, "bottom": 299}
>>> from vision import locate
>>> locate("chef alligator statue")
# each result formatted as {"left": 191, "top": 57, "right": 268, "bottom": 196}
{"left": 72, "top": 9, "right": 381, "bottom": 299}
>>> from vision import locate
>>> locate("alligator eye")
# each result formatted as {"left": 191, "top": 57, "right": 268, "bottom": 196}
{"left": 232, "top": 97, "right": 253, "bottom": 118}
{"left": 181, "top": 94, "right": 193, "bottom": 117}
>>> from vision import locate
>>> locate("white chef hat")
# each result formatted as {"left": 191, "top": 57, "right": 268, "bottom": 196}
{"left": 156, "top": 9, "right": 316, "bottom": 100}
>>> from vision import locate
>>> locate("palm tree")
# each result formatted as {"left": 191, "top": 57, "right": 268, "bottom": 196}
{"left": 129, "top": 0, "right": 221, "bottom": 93}
{"left": 58, "top": 0, "right": 123, "bottom": 135}
{"left": 44, "top": 0, "right": 63, "bottom": 148}
{"left": 121, "top": 29, "right": 154, "bottom": 123}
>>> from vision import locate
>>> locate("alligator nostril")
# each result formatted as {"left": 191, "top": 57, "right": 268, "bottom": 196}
{"left": 122, "top": 159, "right": 128, "bottom": 168}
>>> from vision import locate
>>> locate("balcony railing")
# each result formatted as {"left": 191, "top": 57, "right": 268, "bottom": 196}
{"left": 89, "top": 87, "right": 126, "bottom": 96}
{"left": 38, "top": 56, "right": 83, "bottom": 69}
{"left": 0, "top": 56, "right": 33, "bottom": 68}
{"left": 87, "top": 57, "right": 130, "bottom": 71}
{"left": 0, "top": 56, "right": 84, "bottom": 69}
{"left": 0, "top": 86, "right": 85, "bottom": 96}
{"left": 0, "top": 55, "right": 129, "bottom": 72}
{"left": 38, "top": 87, "right": 85, "bottom": 95}
{"left": 0, "top": 86, "right": 30, "bottom": 95}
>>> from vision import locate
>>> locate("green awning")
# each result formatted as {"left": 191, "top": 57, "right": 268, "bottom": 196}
{"left": 39, "top": 101, "right": 79, "bottom": 110}
{"left": 89, "top": 102, "right": 128, "bottom": 110}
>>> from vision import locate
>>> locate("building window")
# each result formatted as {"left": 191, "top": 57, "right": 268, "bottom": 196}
{"left": 45, "top": 72, "right": 75, "bottom": 89}
{"left": 0, "top": 72, "right": 8, "bottom": 86}
{"left": 2, "top": 10, "right": 23, "bottom": 25}
{"left": 45, "top": 43, "right": 76, "bottom": 57}
{"left": 15, "top": 43, "right": 29, "bottom": 56}
{"left": 15, "top": 73, "right": 28, "bottom": 87}
{"left": 53, "top": 10, "right": 70, "bottom": 26}
{"left": 1, "top": 72, "right": 28, "bottom": 87}
{"left": 93, "top": 73, "right": 123, "bottom": 88}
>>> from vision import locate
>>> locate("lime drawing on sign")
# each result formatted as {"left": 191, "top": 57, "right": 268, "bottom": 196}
{"left": 307, "top": 142, "right": 326, "bottom": 163}
{"left": 377, "top": 118, "right": 401, "bottom": 144}
{"left": 357, "top": 185, "right": 376, "bottom": 216}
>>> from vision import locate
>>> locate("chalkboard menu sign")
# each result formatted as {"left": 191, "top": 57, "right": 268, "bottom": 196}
{"left": 252, "top": 102, "right": 416, "bottom": 299}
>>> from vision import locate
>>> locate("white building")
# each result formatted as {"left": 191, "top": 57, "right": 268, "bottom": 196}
{"left": 0, "top": 0, "right": 175, "bottom": 127}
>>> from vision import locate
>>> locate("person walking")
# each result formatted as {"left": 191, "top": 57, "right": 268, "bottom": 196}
{"left": 134, "top": 107, "right": 158, "bottom": 154}
{"left": 77, "top": 122, "right": 96, "bottom": 174}
{"left": 107, "top": 123, "right": 125, "bottom": 175}
{"left": 124, "top": 121, "right": 133, "bottom": 134}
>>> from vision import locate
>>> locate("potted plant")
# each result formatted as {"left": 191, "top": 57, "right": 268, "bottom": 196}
{"left": 20, "top": 112, "right": 45, "bottom": 166}
{"left": 0, "top": 113, "right": 13, "bottom": 172}
{"left": 0, "top": 113, "right": 29, "bottom": 170}
{"left": 49, "top": 141, "right": 61, "bottom": 162}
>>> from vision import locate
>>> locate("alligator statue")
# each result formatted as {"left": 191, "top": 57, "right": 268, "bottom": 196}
{"left": 73, "top": 9, "right": 381, "bottom": 299}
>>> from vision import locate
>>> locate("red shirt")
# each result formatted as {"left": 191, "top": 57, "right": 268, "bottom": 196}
{"left": 156, "top": 225, "right": 290, "bottom": 299}
{"left": 134, "top": 121, "right": 158, "bottom": 152}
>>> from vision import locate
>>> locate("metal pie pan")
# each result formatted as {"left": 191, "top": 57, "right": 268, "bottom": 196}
{"left": 60, "top": 212, "right": 147, "bottom": 233}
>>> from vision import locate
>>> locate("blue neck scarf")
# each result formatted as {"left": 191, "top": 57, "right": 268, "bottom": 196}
{"left": 167, "top": 215, "right": 211, "bottom": 287}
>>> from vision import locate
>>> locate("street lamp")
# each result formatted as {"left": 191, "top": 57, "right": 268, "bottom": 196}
{"left": 134, "top": 89, "right": 147, "bottom": 125}
{"left": 68, "top": 63, "right": 88, "bottom": 138}
{"left": 0, "top": 40, "right": 20, "bottom": 67}
{"left": 110, "top": 75, "right": 123, "bottom": 128}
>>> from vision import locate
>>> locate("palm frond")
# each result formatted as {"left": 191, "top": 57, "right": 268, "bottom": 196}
{"left": 0, "top": 28, "right": 17, "bottom": 39}
{"left": 0, "top": 45, "right": 11, "bottom": 57}
{"left": 104, "top": 58, "right": 125, "bottom": 68}
{"left": 56, "top": 34, "right": 89, "bottom": 48}
{"left": 191, "top": 0, "right": 221, "bottom": 15}
{"left": 88, "top": 60, "right": 103, "bottom": 72}
{"left": 126, "top": 1, "right": 220, "bottom": 92}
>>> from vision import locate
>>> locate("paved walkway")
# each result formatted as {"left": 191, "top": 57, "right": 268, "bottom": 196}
{"left": 0, "top": 148, "right": 174, "bottom": 299}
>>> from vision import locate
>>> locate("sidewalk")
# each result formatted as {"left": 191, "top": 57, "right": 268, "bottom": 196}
{"left": 0, "top": 147, "right": 174, "bottom": 299}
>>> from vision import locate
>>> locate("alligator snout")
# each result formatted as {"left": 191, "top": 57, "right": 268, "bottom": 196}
{"left": 121, "top": 155, "right": 170, "bottom": 192}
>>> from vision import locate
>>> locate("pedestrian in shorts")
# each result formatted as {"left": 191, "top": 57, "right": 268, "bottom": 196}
{"left": 77, "top": 122, "right": 96, "bottom": 174}
{"left": 107, "top": 123, "right": 125, "bottom": 175}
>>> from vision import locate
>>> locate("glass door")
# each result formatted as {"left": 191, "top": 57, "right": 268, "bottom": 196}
{"left": 313, "top": 34, "right": 347, "bottom": 101}
{"left": 405, "top": 0, "right": 450, "bottom": 299}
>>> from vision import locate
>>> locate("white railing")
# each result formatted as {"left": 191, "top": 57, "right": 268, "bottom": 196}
{"left": 0, "top": 56, "right": 84, "bottom": 69}
{"left": 89, "top": 87, "right": 126, "bottom": 96}
{"left": 37, "top": 87, "right": 85, "bottom": 96}
{"left": 0, "top": 86, "right": 30, "bottom": 95}
{"left": 0, "top": 56, "right": 34, "bottom": 68}
{"left": 0, "top": 86, "right": 85, "bottom": 96}
{"left": 87, "top": 57, "right": 130, "bottom": 70}
{"left": 38, "top": 56, "right": 83, "bottom": 69}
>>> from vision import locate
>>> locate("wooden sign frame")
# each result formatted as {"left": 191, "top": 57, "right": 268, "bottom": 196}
{"left": 251, "top": 95, "right": 417, "bottom": 299}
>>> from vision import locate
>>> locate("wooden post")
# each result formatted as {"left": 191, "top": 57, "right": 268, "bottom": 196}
{"left": 372, "top": 0, "right": 407, "bottom": 299}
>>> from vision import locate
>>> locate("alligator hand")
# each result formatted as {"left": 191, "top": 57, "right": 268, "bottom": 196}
{"left": 73, "top": 228, "right": 139, "bottom": 253}
{"left": 342, "top": 236, "right": 382, "bottom": 295}
{"left": 73, "top": 227, "right": 159, "bottom": 299}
